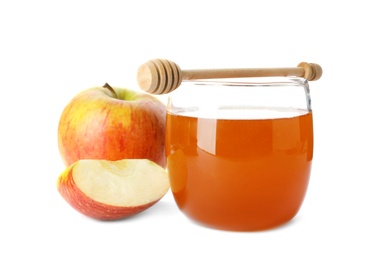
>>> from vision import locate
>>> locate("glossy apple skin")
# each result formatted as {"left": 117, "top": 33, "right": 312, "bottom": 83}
{"left": 57, "top": 164, "right": 159, "bottom": 220}
{"left": 58, "top": 86, "right": 166, "bottom": 168}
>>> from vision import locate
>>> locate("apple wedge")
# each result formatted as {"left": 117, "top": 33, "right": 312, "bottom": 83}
{"left": 57, "top": 159, "right": 170, "bottom": 220}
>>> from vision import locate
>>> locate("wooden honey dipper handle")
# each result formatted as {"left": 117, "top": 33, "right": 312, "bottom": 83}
{"left": 137, "top": 59, "right": 322, "bottom": 94}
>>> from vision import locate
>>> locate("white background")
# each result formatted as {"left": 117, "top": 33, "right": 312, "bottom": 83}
{"left": 1, "top": 0, "right": 389, "bottom": 259}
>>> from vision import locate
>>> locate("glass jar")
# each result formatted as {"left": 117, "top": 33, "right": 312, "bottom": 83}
{"left": 165, "top": 77, "right": 313, "bottom": 231}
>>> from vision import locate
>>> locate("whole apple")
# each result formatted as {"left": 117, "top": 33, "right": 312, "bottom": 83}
{"left": 58, "top": 83, "right": 166, "bottom": 168}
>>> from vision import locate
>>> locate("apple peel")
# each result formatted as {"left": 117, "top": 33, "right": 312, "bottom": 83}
{"left": 57, "top": 159, "right": 170, "bottom": 220}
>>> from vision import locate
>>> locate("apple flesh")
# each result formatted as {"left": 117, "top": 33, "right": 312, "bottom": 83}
{"left": 56, "top": 159, "right": 170, "bottom": 220}
{"left": 58, "top": 84, "right": 166, "bottom": 168}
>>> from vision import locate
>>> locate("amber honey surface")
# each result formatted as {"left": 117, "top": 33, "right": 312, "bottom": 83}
{"left": 166, "top": 109, "right": 313, "bottom": 231}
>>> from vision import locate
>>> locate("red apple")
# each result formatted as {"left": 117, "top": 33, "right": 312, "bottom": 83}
{"left": 56, "top": 159, "right": 170, "bottom": 220}
{"left": 58, "top": 83, "right": 166, "bottom": 168}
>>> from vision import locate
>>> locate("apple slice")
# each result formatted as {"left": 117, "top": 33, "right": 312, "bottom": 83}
{"left": 57, "top": 159, "right": 170, "bottom": 220}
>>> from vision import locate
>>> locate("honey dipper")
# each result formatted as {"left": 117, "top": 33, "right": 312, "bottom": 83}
{"left": 137, "top": 59, "right": 322, "bottom": 94}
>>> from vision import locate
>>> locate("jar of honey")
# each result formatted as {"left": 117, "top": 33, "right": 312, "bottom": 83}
{"left": 165, "top": 77, "right": 314, "bottom": 231}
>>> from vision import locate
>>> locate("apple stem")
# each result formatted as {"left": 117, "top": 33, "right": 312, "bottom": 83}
{"left": 103, "top": 83, "right": 118, "bottom": 98}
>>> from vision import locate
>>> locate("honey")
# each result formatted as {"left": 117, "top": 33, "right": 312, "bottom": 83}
{"left": 166, "top": 109, "right": 313, "bottom": 231}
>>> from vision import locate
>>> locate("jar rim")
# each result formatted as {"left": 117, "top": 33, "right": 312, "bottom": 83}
{"left": 181, "top": 76, "right": 307, "bottom": 87}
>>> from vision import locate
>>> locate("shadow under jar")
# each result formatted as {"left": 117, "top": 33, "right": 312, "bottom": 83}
{"left": 165, "top": 77, "right": 314, "bottom": 231}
